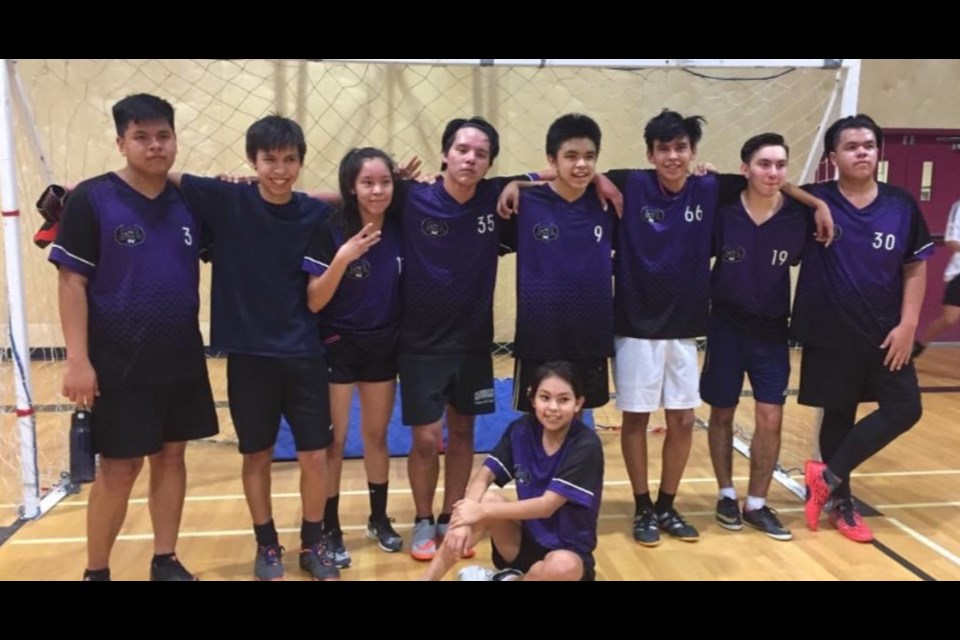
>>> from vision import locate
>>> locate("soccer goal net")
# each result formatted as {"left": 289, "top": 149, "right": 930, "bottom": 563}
{"left": 0, "top": 58, "right": 857, "bottom": 520}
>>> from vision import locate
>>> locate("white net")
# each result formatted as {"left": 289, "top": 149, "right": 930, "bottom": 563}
{"left": 0, "top": 59, "right": 847, "bottom": 517}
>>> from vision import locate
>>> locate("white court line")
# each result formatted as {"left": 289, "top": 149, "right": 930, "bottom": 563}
{"left": 886, "top": 517, "right": 960, "bottom": 567}
{"left": 17, "top": 468, "right": 959, "bottom": 510}
{"left": 10, "top": 500, "right": 960, "bottom": 546}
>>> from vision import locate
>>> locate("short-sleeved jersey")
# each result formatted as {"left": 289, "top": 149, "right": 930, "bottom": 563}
{"left": 484, "top": 414, "right": 604, "bottom": 558}
{"left": 48, "top": 173, "right": 206, "bottom": 389}
{"left": 711, "top": 194, "right": 812, "bottom": 340}
{"left": 944, "top": 199, "right": 960, "bottom": 282}
{"left": 791, "top": 181, "right": 934, "bottom": 353}
{"left": 511, "top": 184, "right": 614, "bottom": 359}
{"left": 302, "top": 216, "right": 402, "bottom": 332}
{"left": 179, "top": 175, "right": 333, "bottom": 357}
{"left": 399, "top": 177, "right": 515, "bottom": 354}
{"left": 607, "top": 170, "right": 744, "bottom": 338}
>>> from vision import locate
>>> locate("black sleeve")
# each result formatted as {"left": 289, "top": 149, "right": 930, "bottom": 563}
{"left": 604, "top": 169, "right": 631, "bottom": 193}
{"left": 718, "top": 173, "right": 747, "bottom": 204}
{"left": 486, "top": 174, "right": 533, "bottom": 196}
{"left": 485, "top": 421, "right": 517, "bottom": 487}
{"left": 303, "top": 221, "right": 339, "bottom": 276}
{"left": 51, "top": 182, "right": 100, "bottom": 274}
{"left": 178, "top": 174, "right": 231, "bottom": 229}
{"left": 498, "top": 212, "right": 517, "bottom": 255}
{"left": 551, "top": 429, "right": 604, "bottom": 507}
{"left": 905, "top": 194, "right": 934, "bottom": 263}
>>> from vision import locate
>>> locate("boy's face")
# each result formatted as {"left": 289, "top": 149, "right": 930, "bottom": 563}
{"left": 647, "top": 135, "right": 695, "bottom": 188}
{"left": 829, "top": 127, "right": 878, "bottom": 181}
{"left": 548, "top": 137, "right": 598, "bottom": 196}
{"left": 251, "top": 145, "right": 302, "bottom": 203}
{"left": 117, "top": 119, "right": 177, "bottom": 178}
{"left": 442, "top": 126, "right": 492, "bottom": 189}
{"left": 742, "top": 144, "right": 788, "bottom": 197}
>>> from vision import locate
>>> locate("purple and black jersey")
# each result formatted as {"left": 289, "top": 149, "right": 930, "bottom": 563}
{"left": 302, "top": 217, "right": 402, "bottom": 332}
{"left": 179, "top": 175, "right": 333, "bottom": 358}
{"left": 792, "top": 181, "right": 934, "bottom": 353}
{"left": 607, "top": 170, "right": 745, "bottom": 338}
{"left": 512, "top": 184, "right": 614, "bottom": 359}
{"left": 711, "top": 194, "right": 812, "bottom": 340}
{"left": 399, "top": 177, "right": 515, "bottom": 354}
{"left": 484, "top": 413, "right": 604, "bottom": 558}
{"left": 49, "top": 173, "right": 206, "bottom": 389}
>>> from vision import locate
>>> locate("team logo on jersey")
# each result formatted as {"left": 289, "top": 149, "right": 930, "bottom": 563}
{"left": 346, "top": 259, "right": 372, "bottom": 280}
{"left": 831, "top": 224, "right": 844, "bottom": 242}
{"left": 420, "top": 217, "right": 449, "bottom": 238}
{"left": 532, "top": 223, "right": 560, "bottom": 242}
{"left": 114, "top": 225, "right": 145, "bottom": 246}
{"left": 514, "top": 465, "right": 532, "bottom": 486}
{"left": 720, "top": 245, "right": 746, "bottom": 263}
{"left": 641, "top": 206, "right": 665, "bottom": 223}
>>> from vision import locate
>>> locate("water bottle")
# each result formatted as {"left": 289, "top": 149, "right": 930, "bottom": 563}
{"left": 69, "top": 409, "right": 96, "bottom": 484}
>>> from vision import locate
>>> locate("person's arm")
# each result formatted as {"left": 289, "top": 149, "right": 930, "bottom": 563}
{"left": 495, "top": 176, "right": 544, "bottom": 219}
{"left": 305, "top": 222, "right": 381, "bottom": 313}
{"left": 781, "top": 183, "right": 834, "bottom": 246}
{"left": 452, "top": 489, "right": 568, "bottom": 527}
{"left": 58, "top": 268, "right": 98, "bottom": 408}
{"left": 882, "top": 261, "right": 926, "bottom": 371}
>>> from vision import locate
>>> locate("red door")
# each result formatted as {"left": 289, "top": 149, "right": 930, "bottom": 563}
{"left": 883, "top": 130, "right": 960, "bottom": 343}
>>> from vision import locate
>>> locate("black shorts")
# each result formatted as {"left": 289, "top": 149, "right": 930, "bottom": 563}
{"left": 513, "top": 358, "right": 609, "bottom": 412}
{"left": 227, "top": 353, "right": 332, "bottom": 454}
{"left": 322, "top": 326, "right": 398, "bottom": 384}
{"left": 92, "top": 374, "right": 219, "bottom": 459}
{"left": 398, "top": 350, "right": 494, "bottom": 426}
{"left": 798, "top": 345, "right": 920, "bottom": 410}
{"left": 944, "top": 275, "right": 960, "bottom": 307}
{"left": 491, "top": 525, "right": 595, "bottom": 581}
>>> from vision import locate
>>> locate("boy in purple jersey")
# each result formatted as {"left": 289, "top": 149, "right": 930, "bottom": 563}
{"left": 50, "top": 94, "right": 218, "bottom": 581}
{"left": 913, "top": 197, "right": 960, "bottom": 356}
{"left": 702, "top": 134, "right": 812, "bottom": 542}
{"left": 603, "top": 110, "right": 831, "bottom": 547}
{"left": 167, "top": 116, "right": 340, "bottom": 581}
{"left": 420, "top": 361, "right": 603, "bottom": 581}
{"left": 302, "top": 147, "right": 405, "bottom": 566}
{"left": 505, "top": 114, "right": 614, "bottom": 414}
{"left": 795, "top": 114, "right": 933, "bottom": 543}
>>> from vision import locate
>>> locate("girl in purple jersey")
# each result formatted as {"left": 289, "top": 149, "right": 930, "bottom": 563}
{"left": 421, "top": 361, "right": 604, "bottom": 581}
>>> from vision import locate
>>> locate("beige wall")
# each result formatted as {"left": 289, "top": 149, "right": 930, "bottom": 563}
{"left": 861, "top": 59, "right": 960, "bottom": 129}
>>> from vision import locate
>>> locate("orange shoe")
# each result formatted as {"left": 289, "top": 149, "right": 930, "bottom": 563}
{"left": 804, "top": 460, "right": 832, "bottom": 531}
{"left": 828, "top": 500, "right": 874, "bottom": 543}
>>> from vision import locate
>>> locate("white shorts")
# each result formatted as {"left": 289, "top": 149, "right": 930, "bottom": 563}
{"left": 613, "top": 336, "right": 701, "bottom": 413}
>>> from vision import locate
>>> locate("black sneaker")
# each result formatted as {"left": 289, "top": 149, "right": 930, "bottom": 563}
{"left": 632, "top": 508, "right": 661, "bottom": 547}
{"left": 657, "top": 508, "right": 700, "bottom": 542}
{"left": 299, "top": 541, "right": 341, "bottom": 581}
{"left": 150, "top": 555, "right": 199, "bottom": 581}
{"left": 743, "top": 505, "right": 793, "bottom": 541}
{"left": 715, "top": 497, "right": 743, "bottom": 531}
{"left": 366, "top": 516, "right": 403, "bottom": 553}
{"left": 326, "top": 529, "right": 351, "bottom": 568}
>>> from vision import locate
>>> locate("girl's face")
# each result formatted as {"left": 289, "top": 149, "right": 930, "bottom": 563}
{"left": 353, "top": 157, "right": 394, "bottom": 217}
{"left": 531, "top": 375, "right": 584, "bottom": 433}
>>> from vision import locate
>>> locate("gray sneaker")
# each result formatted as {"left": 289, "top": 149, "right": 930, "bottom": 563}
{"left": 254, "top": 544, "right": 284, "bottom": 581}
{"left": 299, "top": 540, "right": 340, "bottom": 580}
{"left": 743, "top": 505, "right": 793, "bottom": 541}
{"left": 326, "top": 529, "right": 351, "bottom": 568}
{"left": 409, "top": 520, "right": 437, "bottom": 561}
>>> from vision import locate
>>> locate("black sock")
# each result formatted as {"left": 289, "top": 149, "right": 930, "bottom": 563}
{"left": 415, "top": 515, "right": 435, "bottom": 525}
{"left": 301, "top": 519, "right": 324, "bottom": 548}
{"left": 324, "top": 494, "right": 341, "bottom": 532}
{"left": 823, "top": 467, "right": 843, "bottom": 491}
{"left": 254, "top": 519, "right": 279, "bottom": 548}
{"left": 655, "top": 491, "right": 676, "bottom": 514}
{"left": 437, "top": 512, "right": 452, "bottom": 526}
{"left": 151, "top": 553, "right": 176, "bottom": 567}
{"left": 83, "top": 568, "right": 110, "bottom": 581}
{"left": 368, "top": 482, "right": 388, "bottom": 521}
{"left": 634, "top": 492, "right": 654, "bottom": 515}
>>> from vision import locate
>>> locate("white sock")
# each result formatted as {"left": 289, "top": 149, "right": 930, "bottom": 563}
{"left": 744, "top": 496, "right": 766, "bottom": 512}
{"left": 719, "top": 487, "right": 737, "bottom": 501}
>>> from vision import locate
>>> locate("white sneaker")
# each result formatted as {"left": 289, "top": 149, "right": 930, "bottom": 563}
{"left": 457, "top": 565, "right": 495, "bottom": 581}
